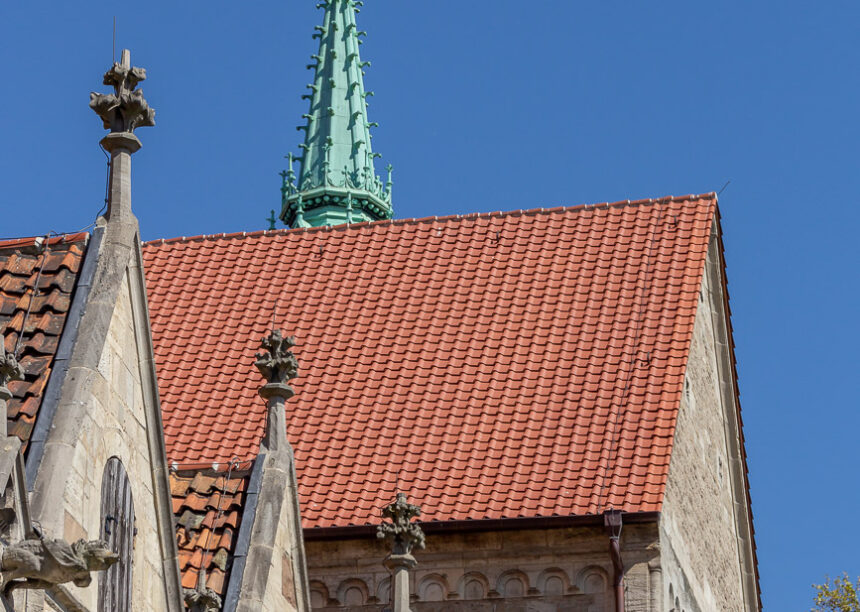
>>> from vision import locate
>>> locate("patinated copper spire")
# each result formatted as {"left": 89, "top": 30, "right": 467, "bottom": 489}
{"left": 280, "top": 0, "right": 393, "bottom": 228}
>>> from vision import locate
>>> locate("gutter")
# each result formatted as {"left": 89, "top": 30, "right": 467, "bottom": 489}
{"left": 303, "top": 510, "right": 660, "bottom": 541}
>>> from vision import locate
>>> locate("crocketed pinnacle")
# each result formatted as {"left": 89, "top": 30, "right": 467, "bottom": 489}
{"left": 280, "top": 0, "right": 393, "bottom": 228}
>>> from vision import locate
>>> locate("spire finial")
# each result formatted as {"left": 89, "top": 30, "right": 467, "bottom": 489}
{"left": 255, "top": 330, "right": 298, "bottom": 400}
{"left": 255, "top": 330, "right": 299, "bottom": 452}
{"left": 377, "top": 493, "right": 425, "bottom": 612}
{"left": 377, "top": 493, "right": 425, "bottom": 557}
{"left": 89, "top": 48, "right": 155, "bottom": 137}
{"left": 385, "top": 163, "right": 393, "bottom": 198}
{"left": 279, "top": 0, "right": 393, "bottom": 229}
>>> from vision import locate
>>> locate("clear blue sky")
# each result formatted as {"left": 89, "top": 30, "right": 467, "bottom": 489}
{"left": 2, "top": 2, "right": 858, "bottom": 608}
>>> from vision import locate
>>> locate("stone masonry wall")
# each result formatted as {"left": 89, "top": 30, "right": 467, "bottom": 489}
{"left": 54, "top": 271, "right": 169, "bottom": 611}
{"left": 306, "top": 523, "right": 660, "bottom": 612}
{"left": 259, "top": 466, "right": 301, "bottom": 612}
{"left": 659, "top": 244, "right": 748, "bottom": 611}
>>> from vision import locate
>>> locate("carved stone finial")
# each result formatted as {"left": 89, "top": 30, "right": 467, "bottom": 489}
{"left": 255, "top": 330, "right": 299, "bottom": 400}
{"left": 183, "top": 569, "right": 222, "bottom": 612}
{"left": 0, "top": 336, "right": 24, "bottom": 403}
{"left": 1, "top": 538, "right": 118, "bottom": 596}
{"left": 89, "top": 49, "right": 155, "bottom": 135}
{"left": 377, "top": 493, "right": 426, "bottom": 557}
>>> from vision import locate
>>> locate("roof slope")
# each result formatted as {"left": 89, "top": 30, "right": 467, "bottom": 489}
{"left": 0, "top": 234, "right": 88, "bottom": 448}
{"left": 143, "top": 195, "right": 716, "bottom": 528}
{"left": 171, "top": 469, "right": 250, "bottom": 600}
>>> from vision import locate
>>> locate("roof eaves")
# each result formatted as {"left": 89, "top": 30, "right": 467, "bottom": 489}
{"left": 303, "top": 511, "right": 662, "bottom": 541}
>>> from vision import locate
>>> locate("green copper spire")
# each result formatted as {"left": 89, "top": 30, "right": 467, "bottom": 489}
{"left": 280, "top": 0, "right": 393, "bottom": 228}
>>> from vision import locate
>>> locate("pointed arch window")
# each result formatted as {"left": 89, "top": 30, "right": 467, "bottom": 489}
{"left": 98, "top": 457, "right": 134, "bottom": 611}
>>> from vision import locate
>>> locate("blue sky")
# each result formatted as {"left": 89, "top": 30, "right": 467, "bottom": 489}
{"left": 2, "top": 1, "right": 858, "bottom": 608}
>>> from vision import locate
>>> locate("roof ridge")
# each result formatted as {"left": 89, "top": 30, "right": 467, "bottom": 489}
{"left": 144, "top": 192, "right": 717, "bottom": 247}
{"left": 0, "top": 232, "right": 90, "bottom": 251}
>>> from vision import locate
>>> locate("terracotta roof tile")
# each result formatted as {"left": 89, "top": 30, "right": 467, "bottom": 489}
{"left": 169, "top": 469, "right": 250, "bottom": 604}
{"left": 144, "top": 196, "right": 716, "bottom": 528}
{"left": 0, "top": 233, "right": 88, "bottom": 452}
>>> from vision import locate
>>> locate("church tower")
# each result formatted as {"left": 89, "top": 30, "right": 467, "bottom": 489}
{"left": 280, "top": 0, "right": 393, "bottom": 228}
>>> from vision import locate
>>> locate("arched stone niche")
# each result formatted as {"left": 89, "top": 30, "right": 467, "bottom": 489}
{"left": 537, "top": 567, "right": 572, "bottom": 596}
{"left": 576, "top": 565, "right": 609, "bottom": 594}
{"left": 337, "top": 578, "right": 369, "bottom": 606}
{"left": 376, "top": 577, "right": 391, "bottom": 604}
{"left": 418, "top": 573, "right": 450, "bottom": 601}
{"left": 496, "top": 569, "right": 530, "bottom": 598}
{"left": 458, "top": 571, "right": 490, "bottom": 600}
{"left": 309, "top": 580, "right": 330, "bottom": 608}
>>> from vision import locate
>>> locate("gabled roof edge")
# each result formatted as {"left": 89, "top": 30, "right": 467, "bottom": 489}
{"left": 711, "top": 203, "right": 762, "bottom": 609}
{"left": 24, "top": 228, "right": 100, "bottom": 488}
{"left": 222, "top": 453, "right": 265, "bottom": 612}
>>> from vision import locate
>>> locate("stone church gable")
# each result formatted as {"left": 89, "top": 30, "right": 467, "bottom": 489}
{"left": 660, "top": 218, "right": 759, "bottom": 611}
{"left": 23, "top": 223, "right": 183, "bottom": 610}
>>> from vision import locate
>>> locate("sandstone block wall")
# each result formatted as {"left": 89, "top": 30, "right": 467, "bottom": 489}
{"left": 306, "top": 523, "right": 660, "bottom": 612}
{"left": 659, "top": 239, "right": 753, "bottom": 611}
{"left": 54, "top": 271, "right": 169, "bottom": 611}
{"left": 259, "top": 464, "right": 302, "bottom": 612}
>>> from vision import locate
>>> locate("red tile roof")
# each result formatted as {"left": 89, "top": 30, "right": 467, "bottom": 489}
{"left": 0, "top": 234, "right": 88, "bottom": 448}
{"left": 170, "top": 469, "right": 250, "bottom": 601}
{"left": 143, "top": 195, "right": 716, "bottom": 528}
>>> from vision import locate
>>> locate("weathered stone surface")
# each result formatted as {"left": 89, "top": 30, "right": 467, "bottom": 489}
{"left": 377, "top": 494, "right": 425, "bottom": 557}
{"left": 306, "top": 523, "right": 660, "bottom": 611}
{"left": 256, "top": 330, "right": 299, "bottom": 397}
{"left": 89, "top": 49, "right": 155, "bottom": 134}
{"left": 29, "top": 270, "right": 178, "bottom": 611}
{"left": 0, "top": 335, "right": 24, "bottom": 434}
{"left": 184, "top": 570, "right": 223, "bottom": 612}
{"left": 236, "top": 453, "right": 309, "bottom": 612}
{"left": 1, "top": 538, "right": 117, "bottom": 595}
{"left": 659, "top": 237, "right": 758, "bottom": 611}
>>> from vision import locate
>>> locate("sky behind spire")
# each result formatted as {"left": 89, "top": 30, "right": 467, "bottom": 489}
{"left": 1, "top": 2, "right": 859, "bottom": 609}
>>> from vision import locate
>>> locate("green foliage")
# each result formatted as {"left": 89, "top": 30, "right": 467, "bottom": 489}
{"left": 813, "top": 574, "right": 860, "bottom": 612}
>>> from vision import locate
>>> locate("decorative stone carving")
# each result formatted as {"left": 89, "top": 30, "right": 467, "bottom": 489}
{"left": 183, "top": 570, "right": 222, "bottom": 612}
{"left": 255, "top": 330, "right": 299, "bottom": 400}
{"left": 1, "top": 538, "right": 118, "bottom": 595}
{"left": 377, "top": 494, "right": 425, "bottom": 611}
{"left": 0, "top": 337, "right": 23, "bottom": 404}
{"left": 89, "top": 49, "right": 155, "bottom": 134}
{"left": 377, "top": 493, "right": 425, "bottom": 556}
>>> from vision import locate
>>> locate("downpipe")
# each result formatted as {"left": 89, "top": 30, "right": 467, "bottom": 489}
{"left": 604, "top": 509, "right": 624, "bottom": 612}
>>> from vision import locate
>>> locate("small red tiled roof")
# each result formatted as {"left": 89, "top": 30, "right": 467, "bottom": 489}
{"left": 170, "top": 469, "right": 250, "bottom": 602}
{"left": 143, "top": 195, "right": 716, "bottom": 528}
{"left": 0, "top": 234, "right": 88, "bottom": 448}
